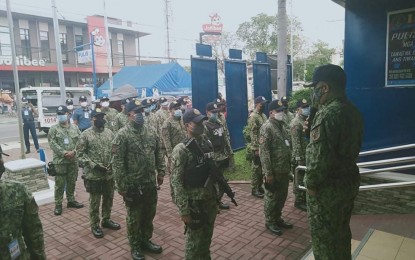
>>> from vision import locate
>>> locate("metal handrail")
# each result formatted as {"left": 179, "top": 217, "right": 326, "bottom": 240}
{"left": 294, "top": 164, "right": 415, "bottom": 191}
{"left": 357, "top": 156, "right": 415, "bottom": 167}
{"left": 359, "top": 143, "right": 415, "bottom": 157}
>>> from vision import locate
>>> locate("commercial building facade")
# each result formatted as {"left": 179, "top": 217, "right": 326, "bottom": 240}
{"left": 0, "top": 9, "right": 153, "bottom": 91}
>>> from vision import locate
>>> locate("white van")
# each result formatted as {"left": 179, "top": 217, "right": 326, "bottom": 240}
{"left": 20, "top": 87, "right": 94, "bottom": 133}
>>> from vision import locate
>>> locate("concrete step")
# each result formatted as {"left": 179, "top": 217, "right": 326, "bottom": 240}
{"left": 301, "top": 239, "right": 360, "bottom": 260}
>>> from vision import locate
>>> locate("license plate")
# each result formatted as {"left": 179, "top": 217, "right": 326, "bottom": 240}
{"left": 44, "top": 116, "right": 57, "bottom": 124}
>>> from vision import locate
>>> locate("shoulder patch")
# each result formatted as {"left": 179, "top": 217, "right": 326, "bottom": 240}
{"left": 311, "top": 125, "right": 320, "bottom": 141}
{"left": 259, "top": 136, "right": 264, "bottom": 144}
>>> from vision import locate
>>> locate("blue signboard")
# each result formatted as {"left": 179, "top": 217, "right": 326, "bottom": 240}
{"left": 191, "top": 56, "right": 218, "bottom": 113}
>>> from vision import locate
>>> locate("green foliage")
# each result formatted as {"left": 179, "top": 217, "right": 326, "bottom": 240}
{"left": 224, "top": 149, "right": 251, "bottom": 181}
{"left": 288, "top": 88, "right": 313, "bottom": 111}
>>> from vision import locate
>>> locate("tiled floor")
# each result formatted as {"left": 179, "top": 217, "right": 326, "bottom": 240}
{"left": 302, "top": 239, "right": 360, "bottom": 260}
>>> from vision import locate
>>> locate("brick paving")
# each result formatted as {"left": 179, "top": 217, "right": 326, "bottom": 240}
{"left": 3, "top": 142, "right": 311, "bottom": 260}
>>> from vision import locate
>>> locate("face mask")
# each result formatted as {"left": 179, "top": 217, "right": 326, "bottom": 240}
{"left": 144, "top": 107, "right": 152, "bottom": 113}
{"left": 312, "top": 87, "right": 325, "bottom": 105}
{"left": 67, "top": 105, "right": 74, "bottom": 110}
{"left": 80, "top": 102, "right": 88, "bottom": 107}
{"left": 57, "top": 114, "right": 68, "bottom": 123}
{"left": 94, "top": 118, "right": 106, "bottom": 128}
{"left": 301, "top": 107, "right": 310, "bottom": 117}
{"left": 174, "top": 109, "right": 182, "bottom": 118}
{"left": 101, "top": 102, "right": 109, "bottom": 108}
{"left": 134, "top": 113, "right": 145, "bottom": 127}
{"left": 210, "top": 112, "right": 218, "bottom": 121}
{"left": 189, "top": 123, "right": 204, "bottom": 136}
{"left": 274, "top": 112, "right": 285, "bottom": 121}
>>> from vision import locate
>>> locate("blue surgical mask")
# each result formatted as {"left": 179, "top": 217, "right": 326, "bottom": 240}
{"left": 57, "top": 115, "right": 68, "bottom": 123}
{"left": 174, "top": 109, "right": 182, "bottom": 118}
{"left": 210, "top": 112, "right": 218, "bottom": 121}
{"left": 301, "top": 107, "right": 310, "bottom": 117}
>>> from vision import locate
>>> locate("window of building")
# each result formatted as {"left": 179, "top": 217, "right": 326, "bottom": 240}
{"left": 20, "top": 28, "right": 31, "bottom": 59}
{"left": 39, "top": 31, "right": 50, "bottom": 63}
{"left": 0, "top": 26, "right": 11, "bottom": 57}
{"left": 60, "top": 33, "right": 68, "bottom": 64}
{"left": 75, "top": 35, "right": 83, "bottom": 51}
{"left": 117, "top": 40, "right": 125, "bottom": 66}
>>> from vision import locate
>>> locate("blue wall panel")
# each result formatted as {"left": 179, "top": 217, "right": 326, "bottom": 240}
{"left": 225, "top": 60, "right": 248, "bottom": 150}
{"left": 344, "top": 0, "right": 415, "bottom": 151}
{"left": 190, "top": 57, "right": 218, "bottom": 113}
{"left": 253, "top": 62, "right": 272, "bottom": 115}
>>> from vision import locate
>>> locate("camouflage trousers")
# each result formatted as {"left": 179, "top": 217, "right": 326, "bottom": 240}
{"left": 125, "top": 187, "right": 158, "bottom": 251}
{"left": 54, "top": 163, "right": 79, "bottom": 206}
{"left": 307, "top": 181, "right": 359, "bottom": 260}
{"left": 264, "top": 175, "right": 289, "bottom": 225}
{"left": 88, "top": 179, "right": 115, "bottom": 227}
{"left": 293, "top": 165, "right": 306, "bottom": 205}
{"left": 185, "top": 199, "right": 217, "bottom": 260}
{"left": 251, "top": 155, "right": 263, "bottom": 191}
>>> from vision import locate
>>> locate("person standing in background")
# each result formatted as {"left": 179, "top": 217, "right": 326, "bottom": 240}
{"left": 72, "top": 95, "right": 92, "bottom": 132}
{"left": 21, "top": 96, "right": 39, "bottom": 154}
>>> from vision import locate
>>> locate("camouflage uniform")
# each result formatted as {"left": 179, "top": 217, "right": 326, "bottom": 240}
{"left": 259, "top": 118, "right": 291, "bottom": 226}
{"left": 248, "top": 110, "right": 267, "bottom": 191}
{"left": 48, "top": 123, "right": 81, "bottom": 207}
{"left": 305, "top": 97, "right": 363, "bottom": 259}
{"left": 290, "top": 113, "right": 309, "bottom": 206}
{"left": 153, "top": 108, "right": 169, "bottom": 154}
{"left": 101, "top": 107, "right": 119, "bottom": 132}
{"left": 77, "top": 126, "right": 115, "bottom": 229}
{"left": 161, "top": 116, "right": 186, "bottom": 173}
{"left": 112, "top": 122, "right": 165, "bottom": 253}
{"left": 113, "top": 112, "right": 129, "bottom": 132}
{"left": 171, "top": 136, "right": 218, "bottom": 260}
{"left": 0, "top": 180, "right": 46, "bottom": 259}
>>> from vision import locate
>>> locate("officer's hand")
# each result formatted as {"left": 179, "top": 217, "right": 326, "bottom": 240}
{"left": 94, "top": 164, "right": 108, "bottom": 173}
{"left": 265, "top": 175, "right": 273, "bottom": 184}
{"left": 64, "top": 151, "right": 75, "bottom": 159}
{"left": 118, "top": 191, "right": 126, "bottom": 196}
{"left": 307, "top": 189, "right": 317, "bottom": 196}
{"left": 254, "top": 150, "right": 260, "bottom": 157}
{"left": 157, "top": 175, "right": 164, "bottom": 186}
{"left": 181, "top": 214, "right": 191, "bottom": 225}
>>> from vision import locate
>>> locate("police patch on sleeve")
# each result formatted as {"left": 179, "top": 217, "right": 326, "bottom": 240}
{"left": 311, "top": 126, "right": 320, "bottom": 141}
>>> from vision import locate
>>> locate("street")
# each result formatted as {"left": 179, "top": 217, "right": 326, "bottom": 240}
{"left": 0, "top": 119, "right": 47, "bottom": 148}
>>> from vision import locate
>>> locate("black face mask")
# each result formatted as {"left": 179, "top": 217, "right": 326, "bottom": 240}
{"left": 189, "top": 123, "right": 204, "bottom": 136}
{"left": 94, "top": 118, "right": 106, "bottom": 128}
{"left": 133, "top": 113, "right": 145, "bottom": 127}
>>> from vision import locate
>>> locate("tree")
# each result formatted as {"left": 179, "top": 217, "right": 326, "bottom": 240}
{"left": 209, "top": 31, "right": 240, "bottom": 74}
{"left": 236, "top": 13, "right": 305, "bottom": 60}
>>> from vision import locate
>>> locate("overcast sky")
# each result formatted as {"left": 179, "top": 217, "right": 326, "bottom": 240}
{"left": 3, "top": 0, "right": 345, "bottom": 65}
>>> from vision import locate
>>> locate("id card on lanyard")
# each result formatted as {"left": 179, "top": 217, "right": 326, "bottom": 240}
{"left": 8, "top": 239, "right": 20, "bottom": 260}
{"left": 84, "top": 111, "right": 90, "bottom": 119}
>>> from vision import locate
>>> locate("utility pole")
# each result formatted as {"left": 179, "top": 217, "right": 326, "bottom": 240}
{"left": 103, "top": 0, "right": 113, "bottom": 93}
{"left": 6, "top": 0, "right": 25, "bottom": 158}
{"left": 51, "top": 0, "right": 66, "bottom": 104}
{"left": 164, "top": 0, "right": 172, "bottom": 62}
{"left": 277, "top": 0, "right": 288, "bottom": 98}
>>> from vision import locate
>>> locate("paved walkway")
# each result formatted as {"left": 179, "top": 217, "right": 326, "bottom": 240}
{"left": 3, "top": 144, "right": 311, "bottom": 260}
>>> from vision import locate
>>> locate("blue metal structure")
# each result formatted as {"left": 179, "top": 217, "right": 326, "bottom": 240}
{"left": 338, "top": 0, "right": 415, "bottom": 152}
{"left": 253, "top": 54, "right": 272, "bottom": 115}
{"left": 190, "top": 56, "right": 218, "bottom": 113}
{"left": 225, "top": 59, "right": 248, "bottom": 150}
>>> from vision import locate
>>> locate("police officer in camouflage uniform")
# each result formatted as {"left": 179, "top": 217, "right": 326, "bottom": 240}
{"left": 77, "top": 108, "right": 121, "bottom": 239}
{"left": 112, "top": 99, "right": 165, "bottom": 260}
{"left": 0, "top": 146, "right": 46, "bottom": 260}
{"left": 290, "top": 98, "right": 310, "bottom": 211}
{"left": 142, "top": 98, "right": 158, "bottom": 130}
{"left": 248, "top": 96, "right": 268, "bottom": 198}
{"left": 99, "top": 96, "right": 119, "bottom": 132}
{"left": 204, "top": 102, "right": 233, "bottom": 210}
{"left": 153, "top": 97, "right": 170, "bottom": 165}
{"left": 259, "top": 100, "right": 293, "bottom": 236}
{"left": 171, "top": 108, "right": 218, "bottom": 260}
{"left": 161, "top": 101, "right": 186, "bottom": 176}
{"left": 304, "top": 64, "right": 363, "bottom": 259}
{"left": 113, "top": 98, "right": 130, "bottom": 132}
{"left": 48, "top": 105, "right": 84, "bottom": 215}
{"left": 281, "top": 96, "right": 295, "bottom": 130}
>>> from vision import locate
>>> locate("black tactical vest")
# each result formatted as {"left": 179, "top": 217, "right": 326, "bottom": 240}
{"left": 204, "top": 121, "right": 226, "bottom": 151}
{"left": 183, "top": 138, "right": 214, "bottom": 188}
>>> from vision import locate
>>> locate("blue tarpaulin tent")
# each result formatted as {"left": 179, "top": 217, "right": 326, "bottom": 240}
{"left": 98, "top": 63, "right": 192, "bottom": 98}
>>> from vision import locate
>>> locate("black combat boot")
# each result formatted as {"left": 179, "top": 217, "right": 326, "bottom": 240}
{"left": 276, "top": 219, "right": 293, "bottom": 229}
{"left": 54, "top": 205, "right": 62, "bottom": 215}
{"left": 67, "top": 201, "right": 84, "bottom": 208}
{"left": 251, "top": 189, "right": 264, "bottom": 198}
{"left": 265, "top": 223, "right": 283, "bottom": 236}
{"left": 141, "top": 240, "right": 162, "bottom": 254}
{"left": 91, "top": 225, "right": 104, "bottom": 238}
{"left": 131, "top": 249, "right": 145, "bottom": 260}
{"left": 102, "top": 219, "right": 121, "bottom": 230}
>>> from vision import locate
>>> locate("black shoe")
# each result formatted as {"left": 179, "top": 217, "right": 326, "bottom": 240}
{"left": 251, "top": 190, "right": 264, "bottom": 198}
{"left": 91, "top": 226, "right": 104, "bottom": 238}
{"left": 102, "top": 219, "right": 121, "bottom": 230}
{"left": 54, "top": 205, "right": 62, "bottom": 215}
{"left": 141, "top": 240, "right": 162, "bottom": 254}
{"left": 131, "top": 249, "right": 145, "bottom": 260}
{"left": 67, "top": 201, "right": 84, "bottom": 208}
{"left": 266, "top": 223, "right": 283, "bottom": 236}
{"left": 277, "top": 219, "right": 293, "bottom": 229}
{"left": 259, "top": 186, "right": 265, "bottom": 194}
{"left": 219, "top": 202, "right": 230, "bottom": 210}
{"left": 25, "top": 150, "right": 30, "bottom": 154}
{"left": 295, "top": 202, "right": 307, "bottom": 211}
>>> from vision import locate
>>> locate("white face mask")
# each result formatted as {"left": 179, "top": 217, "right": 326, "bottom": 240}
{"left": 67, "top": 105, "right": 74, "bottom": 110}
{"left": 101, "top": 101, "right": 109, "bottom": 108}
{"left": 80, "top": 102, "right": 88, "bottom": 107}
{"left": 274, "top": 112, "right": 285, "bottom": 121}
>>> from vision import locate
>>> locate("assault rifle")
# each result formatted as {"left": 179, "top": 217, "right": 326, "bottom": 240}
{"left": 186, "top": 138, "right": 238, "bottom": 206}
